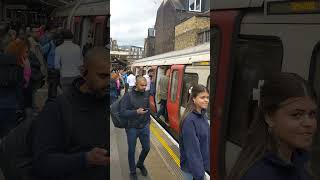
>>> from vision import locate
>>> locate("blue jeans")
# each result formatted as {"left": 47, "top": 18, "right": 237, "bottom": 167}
{"left": 182, "top": 171, "right": 193, "bottom": 180}
{"left": 126, "top": 124, "right": 150, "bottom": 174}
{"left": 156, "top": 99, "right": 168, "bottom": 121}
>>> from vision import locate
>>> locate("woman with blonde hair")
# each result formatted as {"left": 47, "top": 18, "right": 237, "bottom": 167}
{"left": 228, "top": 72, "right": 317, "bottom": 180}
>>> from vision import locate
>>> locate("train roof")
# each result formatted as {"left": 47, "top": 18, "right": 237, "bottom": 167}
{"left": 132, "top": 43, "right": 210, "bottom": 67}
{"left": 211, "top": 0, "right": 269, "bottom": 10}
{"left": 51, "top": 0, "right": 109, "bottom": 17}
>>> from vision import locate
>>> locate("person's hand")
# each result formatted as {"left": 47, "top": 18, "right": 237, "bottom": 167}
{"left": 86, "top": 147, "right": 109, "bottom": 166}
{"left": 137, "top": 108, "right": 147, "bottom": 115}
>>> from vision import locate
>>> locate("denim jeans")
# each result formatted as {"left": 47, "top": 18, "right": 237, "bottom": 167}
{"left": 126, "top": 124, "right": 150, "bottom": 174}
{"left": 156, "top": 99, "right": 168, "bottom": 121}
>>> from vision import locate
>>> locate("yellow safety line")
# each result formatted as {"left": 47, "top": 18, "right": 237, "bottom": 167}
{"left": 150, "top": 122, "right": 180, "bottom": 167}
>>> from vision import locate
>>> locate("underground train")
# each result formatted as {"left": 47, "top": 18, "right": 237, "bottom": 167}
{"left": 50, "top": 0, "right": 109, "bottom": 49}
{"left": 210, "top": 0, "right": 320, "bottom": 179}
{"left": 131, "top": 43, "right": 210, "bottom": 139}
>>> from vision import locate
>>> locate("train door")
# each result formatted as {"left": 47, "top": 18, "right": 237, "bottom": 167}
{"left": 149, "top": 66, "right": 158, "bottom": 114}
{"left": 155, "top": 66, "right": 169, "bottom": 113}
{"left": 212, "top": 4, "right": 320, "bottom": 180}
{"left": 210, "top": 11, "right": 241, "bottom": 180}
{"left": 93, "top": 16, "right": 106, "bottom": 46}
{"left": 167, "top": 65, "right": 184, "bottom": 133}
{"left": 309, "top": 43, "right": 320, "bottom": 178}
{"left": 73, "top": 16, "right": 82, "bottom": 45}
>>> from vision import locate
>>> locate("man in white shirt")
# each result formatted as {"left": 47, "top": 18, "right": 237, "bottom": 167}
{"left": 54, "top": 29, "right": 82, "bottom": 92}
{"left": 126, "top": 71, "right": 136, "bottom": 92}
{"left": 143, "top": 69, "right": 154, "bottom": 92}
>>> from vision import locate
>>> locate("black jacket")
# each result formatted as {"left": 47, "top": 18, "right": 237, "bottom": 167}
{"left": 120, "top": 88, "right": 150, "bottom": 129}
{"left": 33, "top": 77, "right": 109, "bottom": 180}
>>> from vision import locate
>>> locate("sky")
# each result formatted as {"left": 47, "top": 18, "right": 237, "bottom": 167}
{"left": 110, "top": 0, "right": 163, "bottom": 48}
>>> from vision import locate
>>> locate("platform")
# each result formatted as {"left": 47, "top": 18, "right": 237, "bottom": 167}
{"left": 110, "top": 117, "right": 184, "bottom": 180}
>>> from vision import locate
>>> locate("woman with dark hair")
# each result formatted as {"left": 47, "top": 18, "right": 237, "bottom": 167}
{"left": 179, "top": 84, "right": 210, "bottom": 180}
{"left": 228, "top": 72, "right": 318, "bottom": 180}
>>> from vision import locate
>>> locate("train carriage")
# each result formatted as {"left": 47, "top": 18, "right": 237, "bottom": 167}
{"left": 50, "top": 0, "right": 109, "bottom": 49}
{"left": 211, "top": 0, "right": 320, "bottom": 179}
{"left": 131, "top": 43, "right": 210, "bottom": 139}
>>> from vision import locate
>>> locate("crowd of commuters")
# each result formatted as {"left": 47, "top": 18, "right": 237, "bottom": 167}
{"left": 0, "top": 21, "right": 109, "bottom": 180}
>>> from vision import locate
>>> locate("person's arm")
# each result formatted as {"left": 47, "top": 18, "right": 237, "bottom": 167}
{"left": 182, "top": 118, "right": 205, "bottom": 180}
{"left": 33, "top": 100, "right": 87, "bottom": 177}
{"left": 119, "top": 93, "right": 139, "bottom": 118}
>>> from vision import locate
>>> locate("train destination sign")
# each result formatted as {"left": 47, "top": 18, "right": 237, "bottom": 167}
{"left": 267, "top": 1, "right": 320, "bottom": 15}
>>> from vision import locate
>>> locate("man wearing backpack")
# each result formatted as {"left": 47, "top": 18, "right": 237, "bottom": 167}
{"left": 120, "top": 76, "right": 150, "bottom": 180}
{"left": 32, "top": 47, "right": 109, "bottom": 180}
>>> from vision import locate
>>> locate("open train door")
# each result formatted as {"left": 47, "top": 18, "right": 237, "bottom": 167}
{"left": 149, "top": 66, "right": 158, "bottom": 114}
{"left": 167, "top": 65, "right": 184, "bottom": 133}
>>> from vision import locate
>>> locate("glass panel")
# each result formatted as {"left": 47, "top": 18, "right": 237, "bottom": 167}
{"left": 94, "top": 23, "right": 103, "bottom": 46}
{"left": 181, "top": 73, "right": 199, "bottom": 108}
{"left": 170, "top": 71, "right": 179, "bottom": 102}
{"left": 196, "top": 0, "right": 201, "bottom": 11}
{"left": 227, "top": 37, "right": 283, "bottom": 146}
{"left": 189, "top": 0, "right": 195, "bottom": 11}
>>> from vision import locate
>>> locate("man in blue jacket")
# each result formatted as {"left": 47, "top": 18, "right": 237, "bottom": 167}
{"left": 120, "top": 76, "right": 150, "bottom": 180}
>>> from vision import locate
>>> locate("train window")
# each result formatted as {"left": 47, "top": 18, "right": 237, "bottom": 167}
{"left": 74, "top": 22, "right": 80, "bottom": 45}
{"left": 227, "top": 36, "right": 283, "bottom": 146}
{"left": 211, "top": 27, "right": 220, "bottom": 98}
{"left": 170, "top": 70, "right": 179, "bottom": 102}
{"left": 309, "top": 44, "right": 320, "bottom": 179}
{"left": 94, "top": 23, "right": 103, "bottom": 46}
{"left": 181, "top": 73, "right": 199, "bottom": 108}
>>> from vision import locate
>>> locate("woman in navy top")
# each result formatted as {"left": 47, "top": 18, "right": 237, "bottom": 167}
{"left": 228, "top": 72, "right": 318, "bottom": 180}
{"left": 179, "top": 84, "right": 210, "bottom": 180}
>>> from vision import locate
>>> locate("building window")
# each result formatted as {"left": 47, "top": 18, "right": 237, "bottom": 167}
{"left": 189, "top": 0, "right": 201, "bottom": 12}
{"left": 198, "top": 29, "right": 210, "bottom": 44}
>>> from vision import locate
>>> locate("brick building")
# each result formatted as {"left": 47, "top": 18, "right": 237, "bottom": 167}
{"left": 154, "top": 0, "right": 209, "bottom": 55}
{"left": 144, "top": 28, "right": 156, "bottom": 57}
{"left": 175, "top": 15, "right": 209, "bottom": 50}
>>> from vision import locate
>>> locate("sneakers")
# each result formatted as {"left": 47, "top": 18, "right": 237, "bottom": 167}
{"left": 130, "top": 173, "right": 138, "bottom": 180}
{"left": 136, "top": 164, "right": 148, "bottom": 176}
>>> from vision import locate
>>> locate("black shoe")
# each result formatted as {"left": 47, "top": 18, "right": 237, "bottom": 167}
{"left": 136, "top": 164, "right": 148, "bottom": 176}
{"left": 130, "top": 173, "right": 138, "bottom": 180}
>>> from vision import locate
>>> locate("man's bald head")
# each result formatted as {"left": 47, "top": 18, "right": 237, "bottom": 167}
{"left": 136, "top": 76, "right": 147, "bottom": 84}
{"left": 83, "top": 47, "right": 109, "bottom": 69}
{"left": 80, "top": 46, "right": 109, "bottom": 98}
{"left": 135, "top": 76, "right": 147, "bottom": 92}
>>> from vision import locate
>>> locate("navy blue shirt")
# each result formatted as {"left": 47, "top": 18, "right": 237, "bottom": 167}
{"left": 179, "top": 110, "right": 210, "bottom": 180}
{"left": 241, "top": 151, "right": 313, "bottom": 180}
